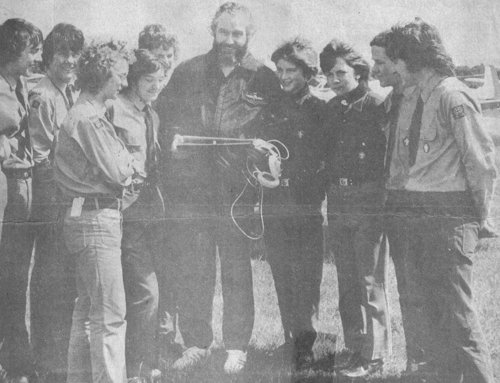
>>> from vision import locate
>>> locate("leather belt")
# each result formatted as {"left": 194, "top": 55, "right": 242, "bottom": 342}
{"left": 333, "top": 177, "right": 380, "bottom": 187}
{"left": 82, "top": 197, "right": 121, "bottom": 211}
{"left": 2, "top": 167, "right": 32, "bottom": 179}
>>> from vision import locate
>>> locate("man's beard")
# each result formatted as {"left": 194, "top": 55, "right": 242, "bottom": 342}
{"left": 213, "top": 40, "right": 248, "bottom": 67}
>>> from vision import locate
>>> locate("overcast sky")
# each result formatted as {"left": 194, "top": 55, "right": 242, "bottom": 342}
{"left": 1, "top": 0, "right": 500, "bottom": 67}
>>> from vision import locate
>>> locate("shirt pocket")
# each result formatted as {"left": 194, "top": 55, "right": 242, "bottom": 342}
{"left": 419, "top": 113, "right": 441, "bottom": 155}
{"left": 116, "top": 127, "right": 144, "bottom": 153}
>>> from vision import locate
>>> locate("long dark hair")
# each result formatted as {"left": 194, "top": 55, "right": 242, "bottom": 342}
{"left": 386, "top": 18, "right": 455, "bottom": 77}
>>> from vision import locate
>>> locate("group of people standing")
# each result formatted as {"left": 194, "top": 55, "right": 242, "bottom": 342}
{"left": 0, "top": 2, "right": 496, "bottom": 383}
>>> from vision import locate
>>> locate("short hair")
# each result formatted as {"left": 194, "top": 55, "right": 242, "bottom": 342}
{"left": 320, "top": 39, "right": 370, "bottom": 83}
{"left": 385, "top": 18, "right": 455, "bottom": 76}
{"left": 127, "top": 49, "right": 165, "bottom": 87}
{"left": 77, "top": 40, "right": 130, "bottom": 94}
{"left": 211, "top": 2, "right": 255, "bottom": 38}
{"left": 0, "top": 18, "right": 43, "bottom": 67}
{"left": 42, "top": 23, "right": 85, "bottom": 69}
{"left": 271, "top": 37, "right": 318, "bottom": 79}
{"left": 138, "top": 24, "right": 179, "bottom": 60}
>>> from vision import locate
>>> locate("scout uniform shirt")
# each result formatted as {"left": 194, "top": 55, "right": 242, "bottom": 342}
{"left": 108, "top": 91, "right": 159, "bottom": 180}
{"left": 28, "top": 76, "right": 76, "bottom": 165}
{"left": 54, "top": 94, "right": 135, "bottom": 198}
{"left": 386, "top": 73, "right": 497, "bottom": 220}
{"left": 0, "top": 75, "right": 32, "bottom": 170}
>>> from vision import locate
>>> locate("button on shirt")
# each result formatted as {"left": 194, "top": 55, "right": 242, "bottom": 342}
{"left": 54, "top": 95, "right": 135, "bottom": 198}
{"left": 108, "top": 92, "right": 159, "bottom": 179}
{"left": 28, "top": 76, "right": 77, "bottom": 164}
{"left": 388, "top": 73, "right": 497, "bottom": 219}
{"left": 0, "top": 75, "right": 32, "bottom": 169}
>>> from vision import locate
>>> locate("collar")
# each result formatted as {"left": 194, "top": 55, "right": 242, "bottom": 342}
{"left": 0, "top": 71, "right": 17, "bottom": 91}
{"left": 291, "top": 85, "right": 311, "bottom": 106}
{"left": 338, "top": 85, "right": 367, "bottom": 106}
{"left": 418, "top": 70, "right": 444, "bottom": 103}
{"left": 125, "top": 89, "right": 148, "bottom": 112}
{"left": 78, "top": 93, "right": 107, "bottom": 117}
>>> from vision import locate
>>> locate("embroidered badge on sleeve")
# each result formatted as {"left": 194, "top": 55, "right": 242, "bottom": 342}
{"left": 451, "top": 105, "right": 465, "bottom": 120}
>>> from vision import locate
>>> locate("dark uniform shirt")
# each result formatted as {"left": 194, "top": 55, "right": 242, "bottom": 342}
{"left": 251, "top": 86, "right": 326, "bottom": 212}
{"left": 156, "top": 49, "right": 281, "bottom": 214}
{"left": 324, "top": 85, "right": 386, "bottom": 186}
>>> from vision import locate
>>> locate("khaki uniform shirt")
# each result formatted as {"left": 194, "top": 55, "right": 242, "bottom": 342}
{"left": 28, "top": 76, "right": 77, "bottom": 164}
{"left": 54, "top": 94, "right": 135, "bottom": 198}
{"left": 0, "top": 75, "right": 32, "bottom": 169}
{"left": 387, "top": 73, "right": 497, "bottom": 219}
{"left": 108, "top": 91, "right": 159, "bottom": 179}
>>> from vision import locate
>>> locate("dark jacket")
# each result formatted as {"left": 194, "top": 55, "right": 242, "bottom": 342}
{"left": 156, "top": 50, "right": 281, "bottom": 216}
{"left": 324, "top": 86, "right": 386, "bottom": 186}
{"left": 250, "top": 87, "right": 327, "bottom": 214}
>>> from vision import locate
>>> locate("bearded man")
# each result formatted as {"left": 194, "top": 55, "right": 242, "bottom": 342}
{"left": 156, "top": 2, "right": 281, "bottom": 375}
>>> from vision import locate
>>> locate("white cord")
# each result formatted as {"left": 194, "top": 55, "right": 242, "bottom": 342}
{"left": 230, "top": 179, "right": 265, "bottom": 240}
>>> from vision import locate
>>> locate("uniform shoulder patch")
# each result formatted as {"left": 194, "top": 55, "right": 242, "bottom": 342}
{"left": 451, "top": 105, "right": 465, "bottom": 120}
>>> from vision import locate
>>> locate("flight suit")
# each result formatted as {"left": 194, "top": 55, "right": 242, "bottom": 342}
{"left": 324, "top": 85, "right": 391, "bottom": 361}
{"left": 0, "top": 75, "right": 36, "bottom": 377}
{"left": 156, "top": 49, "right": 281, "bottom": 351}
{"left": 28, "top": 75, "right": 77, "bottom": 380}
{"left": 55, "top": 94, "right": 136, "bottom": 383}
{"left": 385, "top": 73, "right": 496, "bottom": 383}
{"left": 253, "top": 86, "right": 326, "bottom": 360}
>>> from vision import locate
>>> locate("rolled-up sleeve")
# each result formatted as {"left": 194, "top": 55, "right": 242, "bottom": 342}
{"left": 443, "top": 91, "right": 497, "bottom": 220}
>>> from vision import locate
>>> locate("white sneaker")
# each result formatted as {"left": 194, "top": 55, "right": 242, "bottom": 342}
{"left": 172, "top": 346, "right": 210, "bottom": 371}
{"left": 224, "top": 349, "right": 247, "bottom": 374}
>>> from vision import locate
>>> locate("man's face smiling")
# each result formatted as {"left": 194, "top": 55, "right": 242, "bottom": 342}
{"left": 14, "top": 44, "right": 42, "bottom": 77}
{"left": 48, "top": 51, "right": 80, "bottom": 85}
{"left": 213, "top": 12, "right": 249, "bottom": 66}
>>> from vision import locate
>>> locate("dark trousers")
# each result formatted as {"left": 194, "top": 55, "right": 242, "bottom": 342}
{"left": 386, "top": 191, "right": 494, "bottom": 383}
{"left": 164, "top": 215, "right": 254, "bottom": 351}
{"left": 30, "top": 164, "right": 75, "bottom": 380}
{"left": 122, "top": 195, "right": 161, "bottom": 377}
{"left": 0, "top": 174, "right": 35, "bottom": 375}
{"left": 328, "top": 181, "right": 391, "bottom": 361}
{"left": 264, "top": 212, "right": 323, "bottom": 353}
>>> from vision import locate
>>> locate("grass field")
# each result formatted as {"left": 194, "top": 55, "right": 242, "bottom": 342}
{"left": 0, "top": 149, "right": 499, "bottom": 382}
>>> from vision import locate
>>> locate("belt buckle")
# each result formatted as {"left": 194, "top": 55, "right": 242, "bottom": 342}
{"left": 280, "top": 178, "right": 289, "bottom": 187}
{"left": 339, "top": 178, "right": 349, "bottom": 186}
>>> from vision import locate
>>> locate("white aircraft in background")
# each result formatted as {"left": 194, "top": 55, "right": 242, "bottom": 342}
{"left": 461, "top": 65, "right": 500, "bottom": 111}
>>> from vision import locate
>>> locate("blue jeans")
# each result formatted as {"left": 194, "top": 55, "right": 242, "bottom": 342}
{"left": 0, "top": 174, "right": 36, "bottom": 376}
{"left": 64, "top": 207, "right": 127, "bottom": 383}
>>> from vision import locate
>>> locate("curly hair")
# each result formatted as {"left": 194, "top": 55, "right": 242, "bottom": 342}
{"left": 138, "top": 24, "right": 179, "bottom": 60}
{"left": 42, "top": 23, "right": 85, "bottom": 69}
{"left": 127, "top": 49, "right": 165, "bottom": 88}
{"left": 320, "top": 39, "right": 370, "bottom": 84}
{"left": 210, "top": 2, "right": 255, "bottom": 38}
{"left": 0, "top": 18, "right": 43, "bottom": 67}
{"left": 385, "top": 18, "right": 455, "bottom": 77}
{"left": 271, "top": 37, "right": 318, "bottom": 79}
{"left": 76, "top": 40, "right": 130, "bottom": 94}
